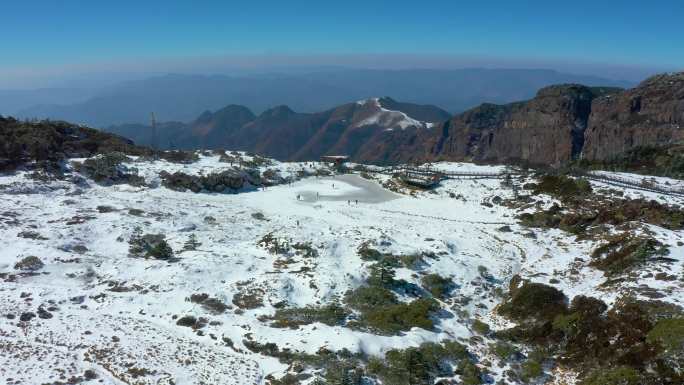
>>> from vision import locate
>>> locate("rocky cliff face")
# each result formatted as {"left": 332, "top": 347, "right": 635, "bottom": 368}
{"left": 423, "top": 85, "right": 619, "bottom": 166}
{"left": 583, "top": 72, "right": 684, "bottom": 161}
{"left": 423, "top": 72, "right": 683, "bottom": 167}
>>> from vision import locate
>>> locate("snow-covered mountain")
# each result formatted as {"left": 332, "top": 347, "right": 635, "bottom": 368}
{"left": 106, "top": 97, "right": 450, "bottom": 163}
{"left": 353, "top": 98, "right": 437, "bottom": 130}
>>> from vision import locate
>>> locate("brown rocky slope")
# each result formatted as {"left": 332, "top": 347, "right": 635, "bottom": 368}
{"left": 0, "top": 116, "right": 149, "bottom": 172}
{"left": 412, "top": 72, "right": 683, "bottom": 167}
{"left": 583, "top": 72, "right": 684, "bottom": 161}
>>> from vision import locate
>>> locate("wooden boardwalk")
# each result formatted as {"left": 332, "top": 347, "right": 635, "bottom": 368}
{"left": 358, "top": 164, "right": 684, "bottom": 198}
{"left": 373, "top": 165, "right": 516, "bottom": 180}
{"left": 575, "top": 172, "right": 684, "bottom": 198}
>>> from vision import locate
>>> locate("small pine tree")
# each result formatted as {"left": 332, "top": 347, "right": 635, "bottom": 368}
{"left": 183, "top": 233, "right": 201, "bottom": 251}
{"left": 368, "top": 259, "right": 396, "bottom": 288}
{"left": 128, "top": 227, "right": 144, "bottom": 257}
{"left": 147, "top": 239, "right": 173, "bottom": 259}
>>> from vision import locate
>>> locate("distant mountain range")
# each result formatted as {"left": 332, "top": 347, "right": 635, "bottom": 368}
{"left": 106, "top": 72, "right": 684, "bottom": 166}
{"left": 108, "top": 97, "right": 452, "bottom": 163}
{"left": 10, "top": 68, "right": 632, "bottom": 127}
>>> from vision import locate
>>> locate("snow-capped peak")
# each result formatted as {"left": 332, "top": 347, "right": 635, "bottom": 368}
{"left": 354, "top": 97, "right": 430, "bottom": 130}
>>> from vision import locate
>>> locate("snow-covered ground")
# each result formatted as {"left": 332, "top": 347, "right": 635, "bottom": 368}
{"left": 0, "top": 154, "right": 682, "bottom": 384}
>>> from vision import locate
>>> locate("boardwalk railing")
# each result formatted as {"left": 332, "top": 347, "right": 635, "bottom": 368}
{"left": 367, "top": 165, "right": 517, "bottom": 180}
{"left": 576, "top": 172, "right": 684, "bottom": 197}
{"left": 358, "top": 164, "right": 684, "bottom": 197}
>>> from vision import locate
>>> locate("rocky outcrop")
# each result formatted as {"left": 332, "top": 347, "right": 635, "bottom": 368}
{"left": 159, "top": 168, "right": 262, "bottom": 193}
{"left": 583, "top": 72, "right": 684, "bottom": 161}
{"left": 0, "top": 116, "right": 148, "bottom": 172}
{"left": 423, "top": 73, "right": 684, "bottom": 167}
{"left": 73, "top": 153, "right": 146, "bottom": 186}
{"left": 422, "top": 85, "right": 620, "bottom": 166}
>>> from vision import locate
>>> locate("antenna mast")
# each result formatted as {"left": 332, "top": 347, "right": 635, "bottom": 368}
{"left": 150, "top": 112, "right": 158, "bottom": 150}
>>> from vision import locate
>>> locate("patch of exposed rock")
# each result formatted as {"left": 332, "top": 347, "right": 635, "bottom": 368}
{"left": 159, "top": 168, "right": 262, "bottom": 193}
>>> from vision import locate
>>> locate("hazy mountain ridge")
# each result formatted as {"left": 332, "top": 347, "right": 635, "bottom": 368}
{"left": 104, "top": 72, "right": 683, "bottom": 166}
{"left": 13, "top": 68, "right": 632, "bottom": 127}
{"left": 106, "top": 97, "right": 451, "bottom": 161}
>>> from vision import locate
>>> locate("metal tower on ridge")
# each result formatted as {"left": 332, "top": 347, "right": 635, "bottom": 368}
{"left": 150, "top": 112, "right": 158, "bottom": 150}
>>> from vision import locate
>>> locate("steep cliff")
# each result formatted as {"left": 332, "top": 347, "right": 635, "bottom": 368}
{"left": 425, "top": 85, "right": 620, "bottom": 166}
{"left": 583, "top": 72, "right": 684, "bottom": 161}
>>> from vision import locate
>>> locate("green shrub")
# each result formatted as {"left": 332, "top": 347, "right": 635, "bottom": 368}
{"left": 551, "top": 312, "right": 581, "bottom": 334}
{"left": 357, "top": 243, "right": 428, "bottom": 270}
{"left": 359, "top": 298, "right": 439, "bottom": 334}
{"left": 532, "top": 175, "right": 592, "bottom": 202}
{"left": 498, "top": 282, "right": 568, "bottom": 322}
{"left": 232, "top": 288, "right": 265, "bottom": 309}
{"left": 456, "top": 359, "right": 482, "bottom": 385}
{"left": 76, "top": 152, "right": 145, "bottom": 186}
{"left": 147, "top": 239, "right": 173, "bottom": 259}
{"left": 367, "top": 260, "right": 398, "bottom": 288}
{"left": 399, "top": 253, "right": 425, "bottom": 269}
{"left": 188, "top": 293, "right": 229, "bottom": 314}
{"left": 270, "top": 303, "right": 349, "bottom": 328}
{"left": 323, "top": 364, "right": 364, "bottom": 385}
{"left": 646, "top": 317, "right": 684, "bottom": 351}
{"left": 472, "top": 319, "right": 490, "bottom": 335}
{"left": 183, "top": 234, "right": 201, "bottom": 251}
{"left": 501, "top": 292, "right": 684, "bottom": 385}
{"left": 14, "top": 255, "right": 44, "bottom": 271}
{"left": 345, "top": 286, "right": 398, "bottom": 312}
{"left": 590, "top": 233, "right": 670, "bottom": 276}
{"left": 520, "top": 359, "right": 543, "bottom": 382}
{"left": 580, "top": 366, "right": 641, "bottom": 385}
{"left": 128, "top": 228, "right": 174, "bottom": 259}
{"left": 158, "top": 150, "right": 199, "bottom": 164}
{"left": 489, "top": 341, "right": 518, "bottom": 360}
{"left": 357, "top": 242, "right": 383, "bottom": 261}
{"left": 421, "top": 273, "right": 454, "bottom": 299}
{"left": 367, "top": 341, "right": 474, "bottom": 385}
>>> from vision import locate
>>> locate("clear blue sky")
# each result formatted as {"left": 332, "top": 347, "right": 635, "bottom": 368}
{"left": 1, "top": 0, "right": 682, "bottom": 69}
